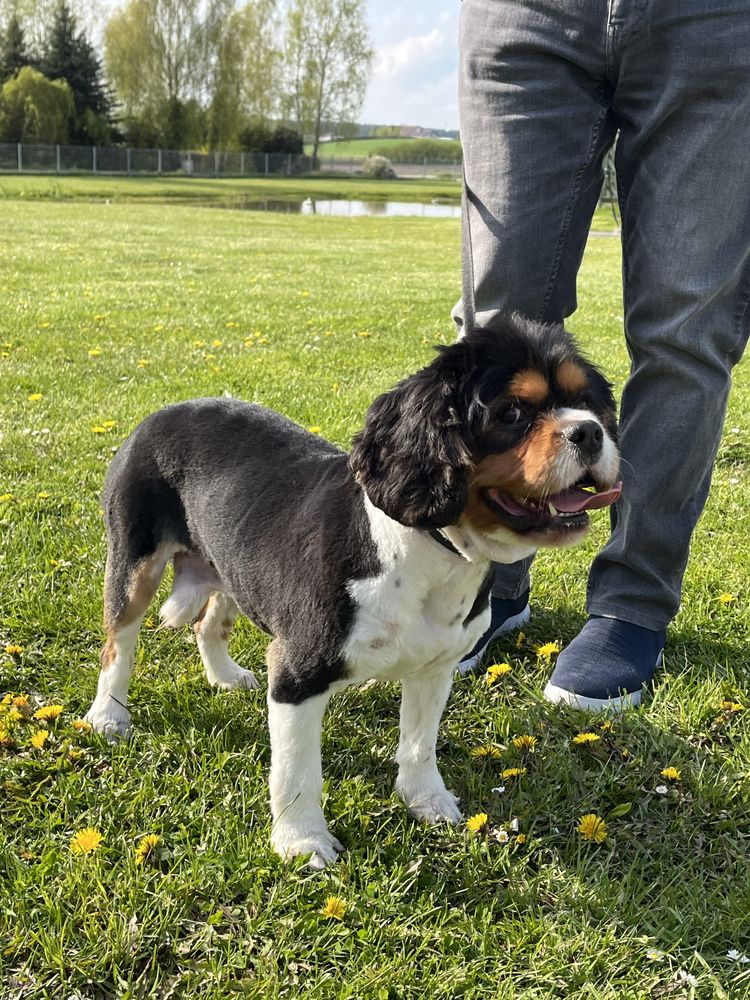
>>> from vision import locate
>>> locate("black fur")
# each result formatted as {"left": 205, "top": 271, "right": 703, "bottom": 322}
{"left": 103, "top": 400, "right": 381, "bottom": 704}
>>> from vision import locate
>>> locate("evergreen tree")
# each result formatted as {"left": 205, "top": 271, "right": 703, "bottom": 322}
{"left": 41, "top": 0, "right": 112, "bottom": 143}
{"left": 0, "top": 13, "right": 31, "bottom": 83}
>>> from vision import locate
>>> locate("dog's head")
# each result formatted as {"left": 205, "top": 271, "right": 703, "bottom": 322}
{"left": 349, "top": 314, "right": 620, "bottom": 551}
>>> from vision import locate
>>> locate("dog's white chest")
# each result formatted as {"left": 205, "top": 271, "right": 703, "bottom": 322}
{"left": 341, "top": 514, "right": 491, "bottom": 681}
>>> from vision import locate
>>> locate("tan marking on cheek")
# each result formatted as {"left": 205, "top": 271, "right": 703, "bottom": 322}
{"left": 517, "top": 417, "right": 564, "bottom": 488}
{"left": 556, "top": 360, "right": 588, "bottom": 394}
{"left": 509, "top": 369, "right": 549, "bottom": 405}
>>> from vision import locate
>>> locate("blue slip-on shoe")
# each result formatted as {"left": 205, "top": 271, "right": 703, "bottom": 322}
{"left": 543, "top": 615, "right": 666, "bottom": 713}
{"left": 457, "top": 590, "right": 531, "bottom": 676}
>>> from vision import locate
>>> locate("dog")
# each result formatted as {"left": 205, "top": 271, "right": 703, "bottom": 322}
{"left": 85, "top": 314, "right": 621, "bottom": 868}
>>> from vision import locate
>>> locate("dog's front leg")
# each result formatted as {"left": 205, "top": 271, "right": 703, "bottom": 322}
{"left": 395, "top": 663, "right": 462, "bottom": 825}
{"left": 268, "top": 689, "right": 343, "bottom": 870}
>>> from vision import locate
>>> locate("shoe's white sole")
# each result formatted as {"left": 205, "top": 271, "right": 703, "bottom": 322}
{"left": 543, "top": 650, "right": 664, "bottom": 714}
{"left": 456, "top": 603, "right": 531, "bottom": 676}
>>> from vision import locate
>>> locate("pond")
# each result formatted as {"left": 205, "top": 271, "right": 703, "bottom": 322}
{"left": 210, "top": 198, "right": 462, "bottom": 218}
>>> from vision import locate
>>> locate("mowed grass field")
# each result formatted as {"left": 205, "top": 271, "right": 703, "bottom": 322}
{"left": 0, "top": 179, "right": 749, "bottom": 999}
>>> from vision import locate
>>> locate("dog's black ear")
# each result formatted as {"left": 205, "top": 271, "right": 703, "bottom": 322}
{"left": 348, "top": 350, "right": 473, "bottom": 528}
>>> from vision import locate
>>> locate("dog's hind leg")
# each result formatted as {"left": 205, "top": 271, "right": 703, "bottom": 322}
{"left": 86, "top": 542, "right": 172, "bottom": 741}
{"left": 194, "top": 593, "right": 259, "bottom": 691}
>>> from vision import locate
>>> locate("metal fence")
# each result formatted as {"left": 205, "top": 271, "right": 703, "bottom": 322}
{"left": 0, "top": 142, "right": 463, "bottom": 180}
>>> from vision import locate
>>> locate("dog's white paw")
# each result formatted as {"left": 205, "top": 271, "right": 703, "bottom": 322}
{"left": 84, "top": 701, "right": 132, "bottom": 742}
{"left": 271, "top": 824, "right": 344, "bottom": 870}
{"left": 207, "top": 662, "right": 260, "bottom": 691}
{"left": 397, "top": 772, "right": 463, "bottom": 826}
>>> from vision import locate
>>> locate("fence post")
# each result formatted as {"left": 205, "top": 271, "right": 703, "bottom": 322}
{"left": 265, "top": 152, "right": 269, "bottom": 177}
{"left": 56, "top": 145, "right": 61, "bottom": 174}
{"left": 92, "top": 146, "right": 97, "bottom": 174}
{"left": 240, "top": 151, "right": 244, "bottom": 176}
{"left": 126, "top": 148, "right": 131, "bottom": 176}
{"left": 17, "top": 143, "right": 22, "bottom": 171}
{"left": 157, "top": 148, "right": 162, "bottom": 174}
{"left": 215, "top": 151, "right": 219, "bottom": 178}
{"left": 287, "top": 153, "right": 292, "bottom": 176}
{"left": 423, "top": 156, "right": 427, "bottom": 179}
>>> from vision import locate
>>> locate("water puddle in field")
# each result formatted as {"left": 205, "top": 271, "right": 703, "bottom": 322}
{"left": 208, "top": 198, "right": 462, "bottom": 218}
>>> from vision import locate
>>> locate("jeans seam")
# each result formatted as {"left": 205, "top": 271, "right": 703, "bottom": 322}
{"left": 461, "top": 166, "right": 477, "bottom": 333}
{"left": 540, "top": 100, "right": 609, "bottom": 321}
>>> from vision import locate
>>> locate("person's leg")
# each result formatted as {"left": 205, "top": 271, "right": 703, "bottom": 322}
{"left": 455, "top": 0, "right": 616, "bottom": 662}
{"left": 546, "top": 0, "right": 750, "bottom": 708}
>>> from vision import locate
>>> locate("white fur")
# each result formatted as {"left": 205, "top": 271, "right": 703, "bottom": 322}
{"left": 84, "top": 619, "right": 141, "bottom": 741}
{"left": 268, "top": 689, "right": 345, "bottom": 869}
{"left": 196, "top": 593, "right": 259, "bottom": 690}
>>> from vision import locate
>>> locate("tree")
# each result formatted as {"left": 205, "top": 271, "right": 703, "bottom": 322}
{"left": 41, "top": 1, "right": 112, "bottom": 143}
{"left": 0, "top": 13, "right": 31, "bottom": 82}
{"left": 0, "top": 64, "right": 73, "bottom": 141}
{"left": 281, "top": 0, "right": 372, "bottom": 164}
{"left": 105, "top": 0, "right": 226, "bottom": 148}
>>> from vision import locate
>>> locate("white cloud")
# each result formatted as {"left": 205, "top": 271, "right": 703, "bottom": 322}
{"left": 373, "top": 28, "right": 446, "bottom": 78}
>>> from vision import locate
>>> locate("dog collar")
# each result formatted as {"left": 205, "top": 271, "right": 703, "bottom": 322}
{"left": 427, "top": 528, "right": 468, "bottom": 560}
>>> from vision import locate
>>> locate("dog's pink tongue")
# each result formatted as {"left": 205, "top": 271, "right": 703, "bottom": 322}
{"left": 551, "top": 482, "right": 622, "bottom": 512}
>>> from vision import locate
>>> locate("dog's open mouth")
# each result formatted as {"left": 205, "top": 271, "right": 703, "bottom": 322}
{"left": 482, "top": 478, "right": 622, "bottom": 534}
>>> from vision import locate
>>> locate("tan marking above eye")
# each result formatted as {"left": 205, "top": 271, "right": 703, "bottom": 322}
{"left": 508, "top": 369, "right": 549, "bottom": 406}
{"left": 555, "top": 360, "right": 588, "bottom": 395}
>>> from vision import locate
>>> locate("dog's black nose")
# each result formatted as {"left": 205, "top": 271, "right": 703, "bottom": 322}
{"left": 565, "top": 420, "right": 603, "bottom": 459}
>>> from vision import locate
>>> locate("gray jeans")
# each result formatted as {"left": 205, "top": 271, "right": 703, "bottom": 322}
{"left": 455, "top": 0, "right": 750, "bottom": 630}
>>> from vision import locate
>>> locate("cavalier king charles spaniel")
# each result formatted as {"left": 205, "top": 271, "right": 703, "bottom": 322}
{"left": 85, "top": 314, "right": 620, "bottom": 868}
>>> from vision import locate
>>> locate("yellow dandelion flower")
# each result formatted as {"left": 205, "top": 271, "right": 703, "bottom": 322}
{"left": 211, "top": 339, "right": 222, "bottom": 348}
{"left": 31, "top": 729, "right": 49, "bottom": 749}
{"left": 515, "top": 833, "right": 527, "bottom": 845}
{"left": 500, "top": 766, "right": 527, "bottom": 780}
{"left": 33, "top": 704, "right": 63, "bottom": 722}
{"left": 660, "top": 766, "right": 681, "bottom": 781}
{"left": 153, "top": 324, "right": 164, "bottom": 333}
{"left": 136, "top": 358, "right": 151, "bottom": 368}
{"left": 193, "top": 339, "right": 206, "bottom": 348}
{"left": 512, "top": 734, "right": 537, "bottom": 751}
{"left": 721, "top": 701, "right": 744, "bottom": 712}
{"left": 578, "top": 813, "right": 607, "bottom": 843}
{"left": 485, "top": 662, "right": 513, "bottom": 685}
{"left": 5, "top": 644, "right": 24, "bottom": 655}
{"left": 599, "top": 720, "right": 613, "bottom": 731}
{"left": 102, "top": 420, "right": 117, "bottom": 429}
{"left": 37, "top": 491, "right": 50, "bottom": 499}
{"left": 88, "top": 348, "right": 102, "bottom": 357}
{"left": 73, "top": 719, "right": 92, "bottom": 733}
{"left": 466, "top": 812, "right": 489, "bottom": 834}
{"left": 0, "top": 493, "right": 13, "bottom": 502}
{"left": 13, "top": 695, "right": 30, "bottom": 708}
{"left": 573, "top": 732, "right": 601, "bottom": 745}
{"left": 91, "top": 425, "right": 107, "bottom": 434}
{"left": 470, "top": 745, "right": 502, "bottom": 761}
{"left": 718, "top": 593, "right": 736, "bottom": 604}
{"left": 0, "top": 728, "right": 12, "bottom": 746}
{"left": 1, "top": 693, "right": 11, "bottom": 707}
{"left": 5, "top": 708, "right": 21, "bottom": 723}
{"left": 308, "top": 426, "right": 322, "bottom": 434}
{"left": 320, "top": 895, "right": 347, "bottom": 919}
{"left": 70, "top": 827, "right": 104, "bottom": 855}
{"left": 357, "top": 331, "right": 371, "bottom": 338}
{"left": 515, "top": 631, "right": 525, "bottom": 648}
{"left": 28, "top": 393, "right": 43, "bottom": 401}
{"left": 135, "top": 833, "right": 161, "bottom": 864}
{"left": 536, "top": 641, "right": 561, "bottom": 660}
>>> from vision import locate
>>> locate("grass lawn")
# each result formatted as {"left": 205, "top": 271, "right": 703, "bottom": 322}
{"left": 0, "top": 189, "right": 748, "bottom": 999}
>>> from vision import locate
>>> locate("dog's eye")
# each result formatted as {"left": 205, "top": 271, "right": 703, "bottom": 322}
{"left": 500, "top": 404, "right": 524, "bottom": 425}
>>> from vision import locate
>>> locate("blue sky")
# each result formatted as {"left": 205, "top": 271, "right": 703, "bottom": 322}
{"left": 361, "top": 0, "right": 460, "bottom": 130}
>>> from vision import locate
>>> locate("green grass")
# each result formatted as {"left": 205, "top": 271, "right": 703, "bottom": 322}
{"left": 311, "top": 138, "right": 462, "bottom": 163}
{"left": 0, "top": 172, "right": 462, "bottom": 205}
{"left": 0, "top": 190, "right": 748, "bottom": 999}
